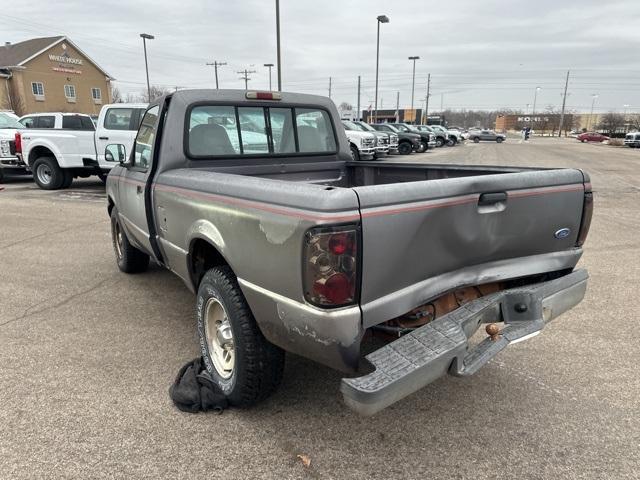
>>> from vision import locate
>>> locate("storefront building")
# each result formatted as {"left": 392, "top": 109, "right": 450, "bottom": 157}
{"left": 0, "top": 36, "right": 112, "bottom": 116}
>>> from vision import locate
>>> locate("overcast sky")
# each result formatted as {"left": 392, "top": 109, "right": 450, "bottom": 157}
{"left": 2, "top": 0, "right": 640, "bottom": 113}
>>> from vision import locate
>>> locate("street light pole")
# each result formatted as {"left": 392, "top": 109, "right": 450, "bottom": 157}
{"left": 408, "top": 56, "right": 419, "bottom": 122}
{"left": 588, "top": 94, "right": 598, "bottom": 130}
{"left": 530, "top": 86, "right": 541, "bottom": 127}
{"left": 623, "top": 104, "right": 630, "bottom": 133}
{"left": 139, "top": 33, "right": 154, "bottom": 102}
{"left": 374, "top": 15, "right": 389, "bottom": 123}
{"left": 264, "top": 63, "right": 274, "bottom": 90}
{"left": 275, "top": 0, "right": 282, "bottom": 91}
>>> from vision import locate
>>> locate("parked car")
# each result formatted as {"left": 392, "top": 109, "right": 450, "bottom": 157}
{"left": 106, "top": 89, "right": 592, "bottom": 415}
{"left": 16, "top": 103, "right": 147, "bottom": 189}
{"left": 468, "top": 129, "right": 507, "bottom": 143}
{"left": 387, "top": 123, "right": 436, "bottom": 151}
{"left": 624, "top": 132, "right": 640, "bottom": 147}
{"left": 577, "top": 132, "right": 609, "bottom": 143}
{"left": 350, "top": 120, "right": 399, "bottom": 156}
{"left": 0, "top": 111, "right": 27, "bottom": 182}
{"left": 415, "top": 125, "right": 449, "bottom": 147}
{"left": 430, "top": 125, "right": 459, "bottom": 145}
{"left": 341, "top": 120, "right": 377, "bottom": 160}
{"left": 369, "top": 123, "right": 421, "bottom": 155}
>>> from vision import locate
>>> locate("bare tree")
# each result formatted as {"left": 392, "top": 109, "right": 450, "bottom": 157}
{"left": 143, "top": 85, "right": 172, "bottom": 102}
{"left": 111, "top": 86, "right": 123, "bottom": 103}
{"left": 125, "top": 92, "right": 142, "bottom": 103}
{"left": 598, "top": 112, "right": 626, "bottom": 136}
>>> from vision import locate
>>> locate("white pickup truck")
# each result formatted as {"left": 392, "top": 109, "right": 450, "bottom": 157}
{"left": 17, "top": 103, "right": 147, "bottom": 189}
{"left": 0, "top": 111, "right": 26, "bottom": 182}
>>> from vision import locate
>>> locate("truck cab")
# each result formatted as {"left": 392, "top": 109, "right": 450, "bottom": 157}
{"left": 16, "top": 104, "right": 147, "bottom": 189}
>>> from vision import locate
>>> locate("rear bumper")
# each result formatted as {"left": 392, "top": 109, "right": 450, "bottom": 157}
{"left": 341, "top": 269, "right": 588, "bottom": 415}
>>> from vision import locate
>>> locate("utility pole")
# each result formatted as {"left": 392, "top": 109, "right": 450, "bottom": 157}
{"left": 558, "top": 70, "right": 570, "bottom": 137}
{"left": 424, "top": 73, "right": 431, "bottom": 123}
{"left": 328, "top": 77, "right": 332, "bottom": 98}
{"left": 395, "top": 91, "right": 400, "bottom": 122}
{"left": 356, "top": 75, "right": 361, "bottom": 121}
{"left": 275, "top": 0, "right": 282, "bottom": 91}
{"left": 206, "top": 61, "right": 227, "bottom": 89}
{"left": 237, "top": 69, "right": 257, "bottom": 90}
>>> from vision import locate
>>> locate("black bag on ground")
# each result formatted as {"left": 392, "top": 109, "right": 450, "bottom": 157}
{"left": 169, "top": 357, "right": 229, "bottom": 414}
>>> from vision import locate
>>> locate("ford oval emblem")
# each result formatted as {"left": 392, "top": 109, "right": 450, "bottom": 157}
{"left": 554, "top": 228, "right": 571, "bottom": 239}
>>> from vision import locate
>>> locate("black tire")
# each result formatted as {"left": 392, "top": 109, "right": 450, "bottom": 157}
{"left": 350, "top": 144, "right": 360, "bottom": 161}
{"left": 0, "top": 168, "right": 4, "bottom": 184}
{"left": 449, "top": 137, "right": 458, "bottom": 145}
{"left": 416, "top": 141, "right": 427, "bottom": 153}
{"left": 197, "top": 266, "right": 285, "bottom": 406}
{"left": 581, "top": 139, "right": 587, "bottom": 143}
{"left": 435, "top": 137, "right": 445, "bottom": 147}
{"left": 98, "top": 173, "right": 108, "bottom": 185}
{"left": 61, "top": 170, "right": 73, "bottom": 188}
{"left": 496, "top": 137, "right": 504, "bottom": 143}
{"left": 32, "top": 157, "right": 65, "bottom": 190}
{"left": 398, "top": 141, "right": 412, "bottom": 155}
{"left": 473, "top": 137, "right": 480, "bottom": 143}
{"left": 110, "top": 207, "right": 149, "bottom": 273}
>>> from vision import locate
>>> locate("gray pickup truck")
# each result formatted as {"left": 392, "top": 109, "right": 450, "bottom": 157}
{"left": 105, "top": 89, "right": 593, "bottom": 415}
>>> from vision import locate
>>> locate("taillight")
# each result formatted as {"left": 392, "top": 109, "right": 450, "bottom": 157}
{"left": 303, "top": 226, "right": 359, "bottom": 307}
{"left": 576, "top": 191, "right": 593, "bottom": 247}
{"left": 14, "top": 132, "right": 22, "bottom": 153}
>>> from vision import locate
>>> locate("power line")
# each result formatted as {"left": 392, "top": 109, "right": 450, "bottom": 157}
{"left": 237, "top": 69, "right": 256, "bottom": 90}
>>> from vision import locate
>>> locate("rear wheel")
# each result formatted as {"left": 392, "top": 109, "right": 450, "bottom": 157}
{"left": 197, "top": 266, "right": 285, "bottom": 406}
{"left": 33, "top": 157, "right": 64, "bottom": 190}
{"left": 416, "top": 141, "right": 427, "bottom": 153}
{"left": 98, "top": 173, "right": 108, "bottom": 185}
{"left": 473, "top": 137, "right": 480, "bottom": 143}
{"left": 398, "top": 141, "right": 412, "bottom": 155}
{"left": 350, "top": 144, "right": 360, "bottom": 161}
{"left": 110, "top": 207, "right": 149, "bottom": 273}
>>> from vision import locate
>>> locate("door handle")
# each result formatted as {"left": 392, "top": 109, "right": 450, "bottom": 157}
{"left": 136, "top": 185, "right": 143, "bottom": 194}
{"left": 99, "top": 136, "right": 109, "bottom": 140}
{"left": 478, "top": 192, "right": 507, "bottom": 205}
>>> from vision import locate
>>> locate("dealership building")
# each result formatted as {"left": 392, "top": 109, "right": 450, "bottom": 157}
{"left": 0, "top": 36, "right": 113, "bottom": 116}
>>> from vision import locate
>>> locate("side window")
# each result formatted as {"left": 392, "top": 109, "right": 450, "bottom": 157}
{"left": 104, "top": 108, "right": 134, "bottom": 130}
{"left": 237, "top": 107, "right": 268, "bottom": 154}
{"left": 37, "top": 116, "right": 55, "bottom": 128}
{"left": 269, "top": 108, "right": 296, "bottom": 154}
{"left": 295, "top": 108, "right": 336, "bottom": 153}
{"left": 133, "top": 106, "right": 159, "bottom": 170}
{"left": 20, "top": 117, "right": 35, "bottom": 128}
{"left": 188, "top": 106, "right": 241, "bottom": 156}
{"left": 62, "top": 115, "right": 93, "bottom": 130}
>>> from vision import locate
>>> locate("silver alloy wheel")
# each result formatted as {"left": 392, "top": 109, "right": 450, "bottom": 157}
{"left": 112, "top": 219, "right": 123, "bottom": 259}
{"left": 204, "top": 298, "right": 235, "bottom": 379}
{"left": 36, "top": 163, "right": 52, "bottom": 185}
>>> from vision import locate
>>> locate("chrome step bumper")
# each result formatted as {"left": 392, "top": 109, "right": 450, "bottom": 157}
{"left": 341, "top": 269, "right": 588, "bottom": 416}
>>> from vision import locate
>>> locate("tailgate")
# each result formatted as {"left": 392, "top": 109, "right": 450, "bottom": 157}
{"left": 353, "top": 168, "right": 588, "bottom": 327}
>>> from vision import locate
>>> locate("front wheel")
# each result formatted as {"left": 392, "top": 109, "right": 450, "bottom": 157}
{"left": 473, "top": 137, "right": 480, "bottom": 143}
{"left": 350, "top": 144, "right": 360, "bottom": 161}
{"left": 33, "top": 157, "right": 65, "bottom": 190}
{"left": 496, "top": 137, "right": 504, "bottom": 143}
{"left": 197, "top": 266, "right": 285, "bottom": 406}
{"left": 435, "top": 137, "right": 445, "bottom": 147}
{"left": 398, "top": 141, "right": 412, "bottom": 155}
{"left": 416, "top": 141, "right": 427, "bottom": 153}
{"left": 110, "top": 207, "right": 149, "bottom": 273}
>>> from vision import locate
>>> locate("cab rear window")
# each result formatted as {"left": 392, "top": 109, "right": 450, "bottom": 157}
{"left": 187, "top": 105, "right": 336, "bottom": 158}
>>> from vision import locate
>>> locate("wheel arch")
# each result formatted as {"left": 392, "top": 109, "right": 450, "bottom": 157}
{"left": 27, "top": 144, "right": 58, "bottom": 167}
{"left": 187, "top": 228, "right": 233, "bottom": 292}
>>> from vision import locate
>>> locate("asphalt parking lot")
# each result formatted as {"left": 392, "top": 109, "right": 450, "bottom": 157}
{"left": 1, "top": 137, "right": 638, "bottom": 479}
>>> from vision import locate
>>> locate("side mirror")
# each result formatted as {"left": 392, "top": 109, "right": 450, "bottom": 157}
{"left": 105, "top": 144, "right": 127, "bottom": 165}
